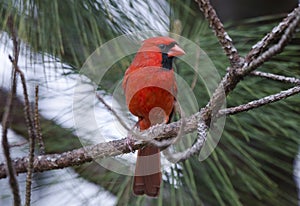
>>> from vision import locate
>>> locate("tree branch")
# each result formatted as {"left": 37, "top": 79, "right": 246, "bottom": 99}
{"left": 34, "top": 85, "right": 45, "bottom": 154}
{"left": 1, "top": 68, "right": 21, "bottom": 206}
{"left": 24, "top": 84, "right": 37, "bottom": 206}
{"left": 199, "top": 3, "right": 300, "bottom": 123}
{"left": 251, "top": 71, "right": 300, "bottom": 85}
{"left": 96, "top": 92, "right": 131, "bottom": 131}
{"left": 3, "top": 79, "right": 299, "bottom": 178}
{"left": 219, "top": 85, "right": 300, "bottom": 116}
{"left": 246, "top": 6, "right": 300, "bottom": 63}
{"left": 163, "top": 115, "right": 208, "bottom": 162}
{"left": 8, "top": 26, "right": 37, "bottom": 206}
{"left": 0, "top": 77, "right": 299, "bottom": 180}
{"left": 195, "top": 0, "right": 243, "bottom": 67}
{"left": 0, "top": 110, "right": 202, "bottom": 179}
{"left": 0, "top": 137, "right": 140, "bottom": 179}
{"left": 2, "top": 16, "right": 21, "bottom": 206}
{"left": 175, "top": 2, "right": 300, "bottom": 160}
{"left": 239, "top": 6, "right": 300, "bottom": 75}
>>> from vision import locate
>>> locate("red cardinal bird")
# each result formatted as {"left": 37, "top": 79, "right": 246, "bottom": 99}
{"left": 122, "top": 36, "right": 185, "bottom": 197}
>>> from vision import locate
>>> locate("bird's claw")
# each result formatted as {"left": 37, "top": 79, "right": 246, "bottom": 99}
{"left": 125, "top": 134, "right": 135, "bottom": 153}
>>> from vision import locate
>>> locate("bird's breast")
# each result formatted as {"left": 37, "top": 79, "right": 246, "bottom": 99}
{"left": 123, "top": 67, "right": 176, "bottom": 128}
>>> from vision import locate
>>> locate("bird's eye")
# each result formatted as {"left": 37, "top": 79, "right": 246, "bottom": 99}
{"left": 158, "top": 44, "right": 167, "bottom": 50}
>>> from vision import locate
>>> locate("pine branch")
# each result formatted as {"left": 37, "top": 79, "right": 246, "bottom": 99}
{"left": 174, "top": 1, "right": 300, "bottom": 159}
{"left": 246, "top": 7, "right": 300, "bottom": 62}
{"left": 199, "top": 3, "right": 300, "bottom": 120}
{"left": 195, "top": 0, "right": 243, "bottom": 68}
{"left": 251, "top": 71, "right": 300, "bottom": 84}
{"left": 239, "top": 6, "right": 300, "bottom": 75}
{"left": 219, "top": 85, "right": 300, "bottom": 116}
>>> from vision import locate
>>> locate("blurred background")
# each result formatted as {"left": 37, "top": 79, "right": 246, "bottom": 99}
{"left": 0, "top": 0, "right": 300, "bottom": 205}
{"left": 211, "top": 0, "right": 297, "bottom": 21}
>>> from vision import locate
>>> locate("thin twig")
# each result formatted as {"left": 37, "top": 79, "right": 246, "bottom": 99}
{"left": 34, "top": 85, "right": 45, "bottom": 154}
{"left": 96, "top": 92, "right": 131, "bottom": 131}
{"left": 1, "top": 16, "right": 22, "bottom": 206}
{"left": 18, "top": 72, "right": 35, "bottom": 206}
{"left": 251, "top": 71, "right": 300, "bottom": 85}
{"left": 11, "top": 51, "right": 36, "bottom": 206}
{"left": 24, "top": 83, "right": 36, "bottom": 206}
{"left": 7, "top": 20, "right": 36, "bottom": 206}
{"left": 218, "top": 86, "right": 300, "bottom": 116}
{"left": 1, "top": 67, "right": 21, "bottom": 206}
{"left": 10, "top": 141, "right": 28, "bottom": 148}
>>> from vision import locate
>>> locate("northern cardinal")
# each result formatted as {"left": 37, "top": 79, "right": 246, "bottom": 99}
{"left": 122, "top": 36, "right": 185, "bottom": 197}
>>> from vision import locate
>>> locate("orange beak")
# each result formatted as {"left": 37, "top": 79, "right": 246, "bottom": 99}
{"left": 168, "top": 44, "right": 185, "bottom": 57}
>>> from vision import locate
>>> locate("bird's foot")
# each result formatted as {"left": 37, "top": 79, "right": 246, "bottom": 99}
{"left": 125, "top": 133, "right": 135, "bottom": 153}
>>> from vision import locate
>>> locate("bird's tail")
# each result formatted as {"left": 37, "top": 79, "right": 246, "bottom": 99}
{"left": 133, "top": 145, "right": 161, "bottom": 197}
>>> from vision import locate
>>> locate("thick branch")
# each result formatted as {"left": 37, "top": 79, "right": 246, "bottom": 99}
{"left": 0, "top": 112, "right": 200, "bottom": 179}
{"left": 0, "top": 138, "right": 137, "bottom": 179}
{"left": 195, "top": 0, "right": 242, "bottom": 67}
